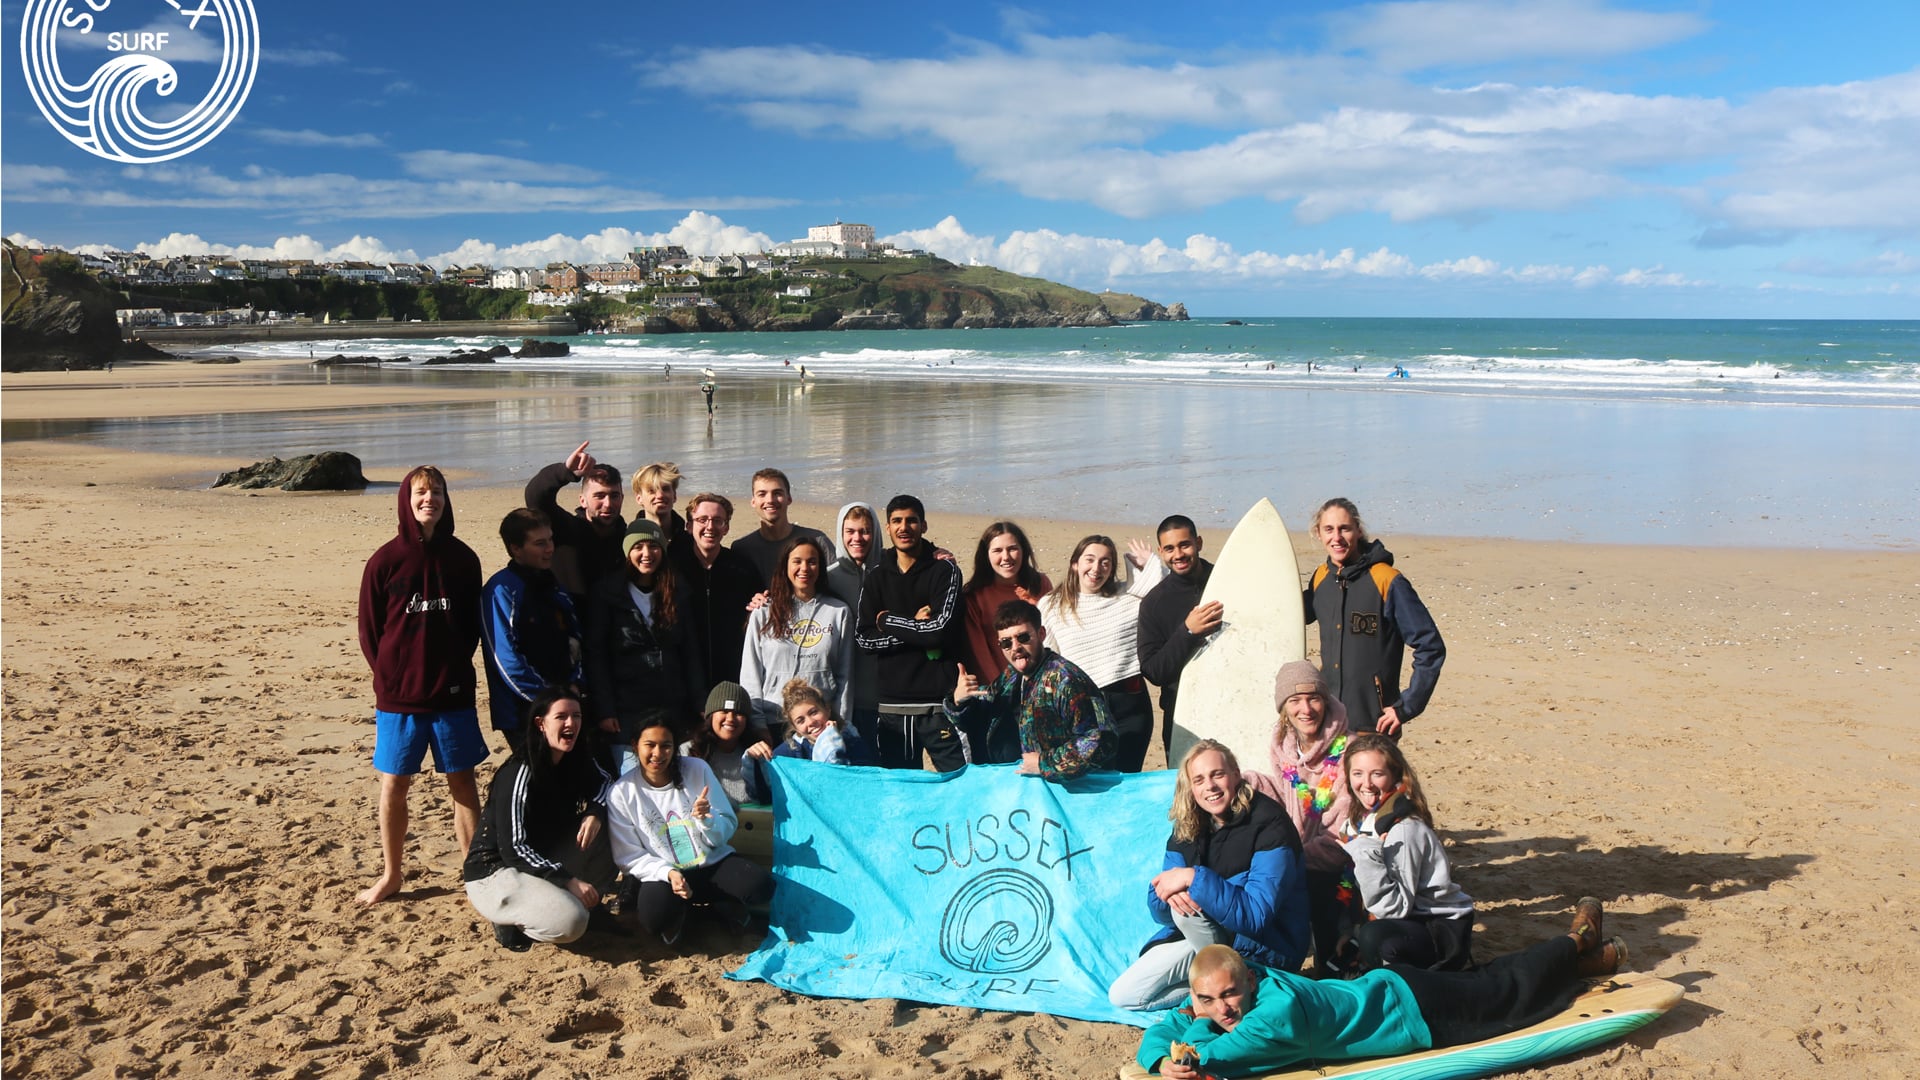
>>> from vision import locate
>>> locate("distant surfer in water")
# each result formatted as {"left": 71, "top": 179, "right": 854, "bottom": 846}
{"left": 1303, "top": 499, "right": 1445, "bottom": 738}
{"left": 1135, "top": 903, "right": 1628, "bottom": 1078}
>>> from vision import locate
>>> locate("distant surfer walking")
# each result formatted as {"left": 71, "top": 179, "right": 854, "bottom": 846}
{"left": 1137, "top": 515, "right": 1223, "bottom": 759}
{"left": 1303, "top": 499, "right": 1445, "bottom": 738}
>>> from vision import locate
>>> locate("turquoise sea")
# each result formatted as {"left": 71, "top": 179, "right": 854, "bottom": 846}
{"left": 213, "top": 316, "right": 1920, "bottom": 407}
{"left": 10, "top": 318, "right": 1917, "bottom": 549}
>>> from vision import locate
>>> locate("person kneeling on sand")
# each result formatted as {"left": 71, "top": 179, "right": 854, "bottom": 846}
{"left": 1136, "top": 906, "right": 1629, "bottom": 1078}
{"left": 463, "top": 690, "right": 617, "bottom": 951}
{"left": 608, "top": 719, "right": 774, "bottom": 945}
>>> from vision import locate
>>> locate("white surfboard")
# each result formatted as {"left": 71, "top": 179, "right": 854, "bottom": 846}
{"left": 1168, "top": 499, "right": 1306, "bottom": 775}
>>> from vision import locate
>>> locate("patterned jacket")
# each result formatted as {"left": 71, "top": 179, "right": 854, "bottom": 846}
{"left": 945, "top": 650, "right": 1116, "bottom": 780}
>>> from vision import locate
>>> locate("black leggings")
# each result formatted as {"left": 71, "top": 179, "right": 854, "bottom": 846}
{"left": 630, "top": 855, "right": 773, "bottom": 934}
{"left": 1357, "top": 912, "right": 1475, "bottom": 971}
{"left": 1395, "top": 934, "right": 1585, "bottom": 1048}
{"left": 1103, "top": 684, "right": 1154, "bottom": 774}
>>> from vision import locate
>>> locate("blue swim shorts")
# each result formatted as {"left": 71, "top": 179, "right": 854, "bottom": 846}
{"left": 373, "top": 708, "right": 488, "bottom": 775}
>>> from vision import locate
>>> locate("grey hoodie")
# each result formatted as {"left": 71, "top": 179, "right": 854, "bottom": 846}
{"left": 825, "top": 502, "right": 881, "bottom": 715}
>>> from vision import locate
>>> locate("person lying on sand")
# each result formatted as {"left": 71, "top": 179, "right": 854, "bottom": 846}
{"left": 1136, "top": 904, "right": 1628, "bottom": 1078}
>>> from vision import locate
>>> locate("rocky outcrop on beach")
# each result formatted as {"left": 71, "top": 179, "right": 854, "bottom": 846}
{"left": 2, "top": 241, "right": 122, "bottom": 371}
{"left": 212, "top": 452, "right": 369, "bottom": 491}
{"left": 425, "top": 345, "right": 512, "bottom": 365}
{"left": 311, "top": 354, "right": 393, "bottom": 367}
{"left": 515, "top": 338, "right": 570, "bottom": 358}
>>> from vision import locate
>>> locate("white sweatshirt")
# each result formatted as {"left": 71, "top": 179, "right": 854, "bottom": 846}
{"left": 607, "top": 755, "right": 738, "bottom": 882}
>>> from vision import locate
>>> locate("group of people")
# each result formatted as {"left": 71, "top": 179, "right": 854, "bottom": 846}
{"left": 354, "top": 446, "right": 1621, "bottom": 1075}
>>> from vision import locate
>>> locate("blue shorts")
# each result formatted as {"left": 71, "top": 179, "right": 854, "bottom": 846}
{"left": 373, "top": 709, "right": 488, "bottom": 775}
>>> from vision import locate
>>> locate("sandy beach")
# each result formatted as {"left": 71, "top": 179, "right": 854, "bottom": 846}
{"left": 3, "top": 365, "right": 1918, "bottom": 1078}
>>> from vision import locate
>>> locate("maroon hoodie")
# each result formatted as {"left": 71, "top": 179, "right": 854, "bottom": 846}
{"left": 357, "top": 480, "right": 483, "bottom": 713}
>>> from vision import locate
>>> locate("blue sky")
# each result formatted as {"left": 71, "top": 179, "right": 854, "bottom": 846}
{"left": 4, "top": 0, "right": 1918, "bottom": 316}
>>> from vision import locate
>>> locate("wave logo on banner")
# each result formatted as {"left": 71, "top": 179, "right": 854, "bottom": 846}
{"left": 19, "top": 0, "right": 260, "bottom": 164}
{"left": 730, "top": 758, "right": 1177, "bottom": 1027}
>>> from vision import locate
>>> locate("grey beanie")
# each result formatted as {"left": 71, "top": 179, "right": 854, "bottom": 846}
{"left": 1273, "top": 660, "right": 1328, "bottom": 710}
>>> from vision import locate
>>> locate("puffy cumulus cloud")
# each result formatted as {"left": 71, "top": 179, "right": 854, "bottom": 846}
{"left": 425, "top": 214, "right": 774, "bottom": 268}
{"left": 878, "top": 217, "right": 1693, "bottom": 291}
{"left": 661, "top": 26, "right": 1914, "bottom": 237}
{"left": 1328, "top": 0, "right": 1707, "bottom": 71}
{"left": 59, "top": 232, "right": 424, "bottom": 262}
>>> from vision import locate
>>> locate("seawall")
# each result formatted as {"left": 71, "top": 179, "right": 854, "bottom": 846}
{"left": 131, "top": 316, "right": 577, "bottom": 346}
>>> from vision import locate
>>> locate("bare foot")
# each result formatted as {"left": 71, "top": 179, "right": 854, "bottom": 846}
{"left": 356, "top": 872, "right": 404, "bottom": 906}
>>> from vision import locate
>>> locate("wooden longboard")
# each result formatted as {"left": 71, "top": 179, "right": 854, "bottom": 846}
{"left": 1169, "top": 499, "right": 1307, "bottom": 775}
{"left": 1117, "top": 972, "right": 1682, "bottom": 1079}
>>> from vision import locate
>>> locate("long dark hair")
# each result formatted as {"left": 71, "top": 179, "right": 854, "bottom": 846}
{"left": 522, "top": 687, "right": 585, "bottom": 783}
{"left": 965, "top": 521, "right": 1046, "bottom": 595}
{"left": 633, "top": 720, "right": 683, "bottom": 788}
{"left": 624, "top": 538, "right": 679, "bottom": 633}
{"left": 687, "top": 707, "right": 767, "bottom": 762}
{"left": 761, "top": 534, "right": 831, "bottom": 639}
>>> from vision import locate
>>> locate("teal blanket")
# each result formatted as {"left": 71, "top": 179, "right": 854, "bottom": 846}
{"left": 729, "top": 757, "right": 1176, "bottom": 1026}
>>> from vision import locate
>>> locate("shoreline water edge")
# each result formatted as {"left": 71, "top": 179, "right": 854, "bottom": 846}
{"left": 6, "top": 316, "right": 1917, "bottom": 550}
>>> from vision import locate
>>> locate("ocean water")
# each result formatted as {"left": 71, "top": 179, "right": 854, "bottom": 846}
{"left": 204, "top": 317, "right": 1920, "bottom": 407}
{"left": 12, "top": 319, "right": 1918, "bottom": 549}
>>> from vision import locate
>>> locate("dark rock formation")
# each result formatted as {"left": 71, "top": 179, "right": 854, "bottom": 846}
{"left": 1224, "top": 319, "right": 1245, "bottom": 326}
{"left": 2, "top": 243, "right": 122, "bottom": 371}
{"left": 425, "top": 344, "right": 512, "bottom": 365}
{"left": 117, "top": 337, "right": 176, "bottom": 361}
{"left": 213, "top": 452, "right": 369, "bottom": 491}
{"left": 515, "top": 338, "right": 570, "bottom": 358}
{"left": 311, "top": 354, "right": 387, "bottom": 367}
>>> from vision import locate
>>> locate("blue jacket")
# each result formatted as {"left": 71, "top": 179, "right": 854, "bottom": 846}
{"left": 1143, "top": 790, "right": 1311, "bottom": 974}
{"left": 480, "top": 561, "right": 583, "bottom": 732}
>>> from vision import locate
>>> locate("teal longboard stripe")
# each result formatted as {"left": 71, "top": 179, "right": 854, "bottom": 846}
{"left": 1331, "top": 1008, "right": 1667, "bottom": 1080}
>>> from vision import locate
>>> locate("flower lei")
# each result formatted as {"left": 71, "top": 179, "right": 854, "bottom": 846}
{"left": 1281, "top": 734, "right": 1348, "bottom": 820}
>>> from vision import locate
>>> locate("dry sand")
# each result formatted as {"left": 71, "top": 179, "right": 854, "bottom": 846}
{"left": 3, "top": 374, "right": 1918, "bottom": 1077}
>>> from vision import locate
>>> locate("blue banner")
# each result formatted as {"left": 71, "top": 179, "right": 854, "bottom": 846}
{"left": 728, "top": 758, "right": 1177, "bottom": 1026}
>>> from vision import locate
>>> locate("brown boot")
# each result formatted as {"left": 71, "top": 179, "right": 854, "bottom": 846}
{"left": 1571, "top": 896, "right": 1604, "bottom": 952}
{"left": 1575, "top": 935, "right": 1629, "bottom": 978}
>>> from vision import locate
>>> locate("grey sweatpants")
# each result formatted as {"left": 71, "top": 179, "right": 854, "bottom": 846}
{"left": 466, "top": 868, "right": 590, "bottom": 943}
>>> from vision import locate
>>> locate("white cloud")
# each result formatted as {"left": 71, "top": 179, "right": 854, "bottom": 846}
{"left": 1777, "top": 251, "right": 1920, "bottom": 277}
{"left": 426, "top": 214, "right": 773, "bottom": 267}
{"left": 879, "top": 217, "right": 1695, "bottom": 291}
{"left": 253, "top": 128, "right": 383, "bottom": 148}
{"left": 1328, "top": 0, "right": 1707, "bottom": 70}
{"left": 399, "top": 150, "right": 604, "bottom": 184}
{"left": 658, "top": 27, "right": 1915, "bottom": 237}
{"left": 264, "top": 47, "right": 347, "bottom": 67}
{"left": 2, "top": 162, "right": 789, "bottom": 220}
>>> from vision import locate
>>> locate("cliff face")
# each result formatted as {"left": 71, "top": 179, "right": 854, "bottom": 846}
{"left": 2, "top": 242, "right": 123, "bottom": 370}
{"left": 628, "top": 261, "right": 1189, "bottom": 333}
